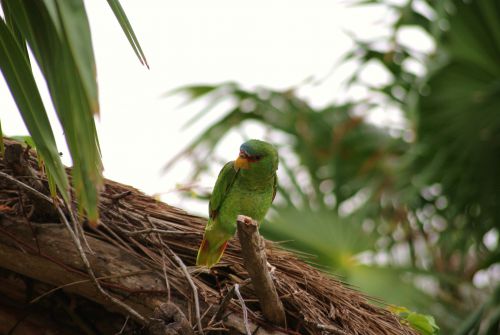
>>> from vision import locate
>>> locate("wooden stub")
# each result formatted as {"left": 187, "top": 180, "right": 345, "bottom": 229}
{"left": 236, "top": 215, "right": 286, "bottom": 327}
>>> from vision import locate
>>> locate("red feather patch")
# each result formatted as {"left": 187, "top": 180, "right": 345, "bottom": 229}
{"left": 218, "top": 241, "right": 228, "bottom": 253}
{"left": 200, "top": 238, "right": 209, "bottom": 251}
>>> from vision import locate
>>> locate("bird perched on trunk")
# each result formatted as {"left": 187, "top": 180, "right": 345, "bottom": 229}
{"left": 196, "top": 139, "right": 278, "bottom": 267}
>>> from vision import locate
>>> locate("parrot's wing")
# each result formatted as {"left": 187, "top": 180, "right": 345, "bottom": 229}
{"left": 209, "top": 161, "right": 238, "bottom": 220}
{"left": 272, "top": 172, "right": 278, "bottom": 202}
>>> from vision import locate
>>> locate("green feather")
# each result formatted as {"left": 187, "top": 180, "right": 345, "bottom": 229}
{"left": 196, "top": 139, "right": 278, "bottom": 267}
{"left": 208, "top": 161, "right": 239, "bottom": 220}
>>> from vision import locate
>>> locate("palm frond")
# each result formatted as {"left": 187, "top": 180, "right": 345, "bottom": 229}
{"left": 0, "top": 17, "right": 70, "bottom": 202}
{"left": 0, "top": 0, "right": 147, "bottom": 225}
{"left": 106, "top": 0, "right": 148, "bottom": 68}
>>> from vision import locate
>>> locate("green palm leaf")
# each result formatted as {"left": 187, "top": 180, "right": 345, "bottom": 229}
{"left": 106, "top": 0, "right": 149, "bottom": 68}
{"left": 0, "top": 18, "right": 70, "bottom": 202}
{"left": 4, "top": 0, "right": 102, "bottom": 223}
{"left": 46, "top": 0, "right": 99, "bottom": 114}
{"left": 1, "top": 0, "right": 147, "bottom": 225}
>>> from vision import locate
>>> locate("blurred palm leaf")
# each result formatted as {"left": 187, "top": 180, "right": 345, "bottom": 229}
{"left": 390, "top": 306, "right": 440, "bottom": 335}
{"left": 453, "top": 284, "right": 500, "bottom": 335}
{"left": 168, "top": 84, "right": 407, "bottom": 217}
{"left": 168, "top": 0, "right": 500, "bottom": 333}
{"left": 412, "top": 0, "right": 500, "bottom": 240}
{"left": 262, "top": 207, "right": 431, "bottom": 310}
{"left": 263, "top": 207, "right": 376, "bottom": 271}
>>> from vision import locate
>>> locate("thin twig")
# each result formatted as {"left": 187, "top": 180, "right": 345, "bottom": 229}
{"left": 211, "top": 278, "right": 252, "bottom": 325}
{"left": 74, "top": 213, "right": 95, "bottom": 255}
{"left": 152, "top": 217, "right": 173, "bottom": 304}
{"left": 115, "top": 316, "right": 129, "bottom": 335}
{"left": 98, "top": 220, "right": 137, "bottom": 253}
{"left": 212, "top": 285, "right": 236, "bottom": 323}
{"left": 234, "top": 284, "right": 251, "bottom": 335}
{"left": 161, "top": 251, "right": 171, "bottom": 302}
{"left": 199, "top": 304, "right": 214, "bottom": 325}
{"left": 121, "top": 227, "right": 190, "bottom": 236}
{"left": 110, "top": 190, "right": 132, "bottom": 200}
{"left": 316, "top": 323, "right": 348, "bottom": 335}
{"left": 168, "top": 246, "right": 203, "bottom": 335}
{"left": 30, "top": 270, "right": 150, "bottom": 304}
{"left": 0, "top": 171, "right": 53, "bottom": 203}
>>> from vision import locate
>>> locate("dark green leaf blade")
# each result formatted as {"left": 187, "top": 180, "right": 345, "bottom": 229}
{"left": 0, "top": 0, "right": 29, "bottom": 61}
{"left": 0, "top": 18, "right": 70, "bottom": 202}
{"left": 5, "top": 0, "right": 102, "bottom": 224}
{"left": 106, "top": 0, "right": 149, "bottom": 68}
{"left": 47, "top": 0, "right": 99, "bottom": 115}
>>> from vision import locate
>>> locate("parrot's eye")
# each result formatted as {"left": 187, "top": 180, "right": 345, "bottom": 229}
{"left": 239, "top": 151, "right": 248, "bottom": 158}
{"left": 246, "top": 154, "right": 263, "bottom": 162}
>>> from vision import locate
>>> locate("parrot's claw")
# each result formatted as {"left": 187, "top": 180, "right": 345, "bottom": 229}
{"left": 237, "top": 215, "right": 257, "bottom": 226}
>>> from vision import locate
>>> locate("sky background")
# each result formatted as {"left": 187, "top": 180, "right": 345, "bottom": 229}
{"left": 0, "top": 0, "right": 429, "bottom": 213}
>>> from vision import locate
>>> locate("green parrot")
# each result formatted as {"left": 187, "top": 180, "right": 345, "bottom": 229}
{"left": 196, "top": 139, "right": 279, "bottom": 267}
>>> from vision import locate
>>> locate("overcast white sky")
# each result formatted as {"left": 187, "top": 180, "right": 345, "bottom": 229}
{"left": 1, "top": 0, "right": 424, "bottom": 211}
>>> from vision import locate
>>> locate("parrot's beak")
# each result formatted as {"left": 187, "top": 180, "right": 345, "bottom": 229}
{"left": 235, "top": 156, "right": 250, "bottom": 170}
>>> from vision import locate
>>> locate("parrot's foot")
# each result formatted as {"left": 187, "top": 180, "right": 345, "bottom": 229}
{"left": 237, "top": 215, "right": 257, "bottom": 226}
{"left": 266, "top": 261, "right": 276, "bottom": 276}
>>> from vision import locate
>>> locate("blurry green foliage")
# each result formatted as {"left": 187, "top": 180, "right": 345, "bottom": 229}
{"left": 169, "top": 0, "right": 499, "bottom": 333}
{"left": 390, "top": 305, "right": 440, "bottom": 335}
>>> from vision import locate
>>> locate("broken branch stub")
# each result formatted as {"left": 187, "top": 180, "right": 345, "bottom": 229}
{"left": 236, "top": 215, "right": 286, "bottom": 327}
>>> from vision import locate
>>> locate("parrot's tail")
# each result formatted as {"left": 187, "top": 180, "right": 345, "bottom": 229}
{"left": 196, "top": 236, "right": 228, "bottom": 268}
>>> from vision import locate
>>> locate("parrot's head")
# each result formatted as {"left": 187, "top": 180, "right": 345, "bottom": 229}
{"left": 234, "top": 139, "right": 278, "bottom": 176}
